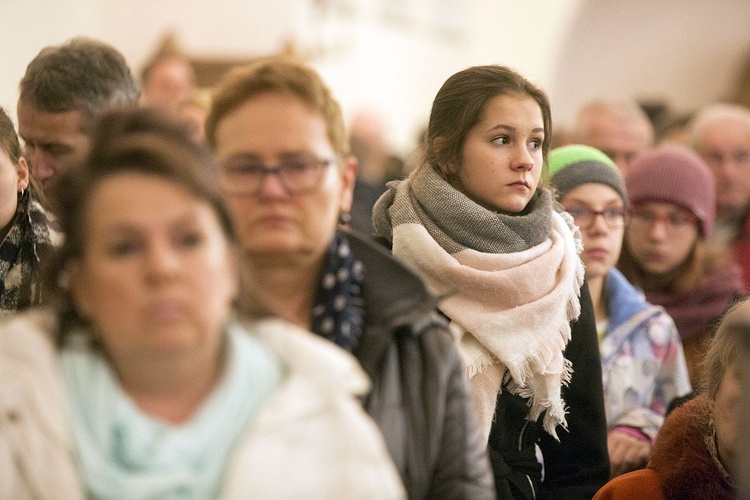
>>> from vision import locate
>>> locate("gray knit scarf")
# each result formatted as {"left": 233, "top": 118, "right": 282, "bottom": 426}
{"left": 373, "top": 165, "right": 553, "bottom": 255}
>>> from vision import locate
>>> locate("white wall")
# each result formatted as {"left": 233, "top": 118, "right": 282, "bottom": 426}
{"left": 0, "top": 0, "right": 583, "bottom": 156}
{"left": 2, "top": 0, "right": 749, "bottom": 155}
{"left": 551, "top": 0, "right": 750, "bottom": 128}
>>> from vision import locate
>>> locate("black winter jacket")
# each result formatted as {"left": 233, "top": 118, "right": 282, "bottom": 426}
{"left": 348, "top": 233, "right": 496, "bottom": 499}
{"left": 487, "top": 281, "right": 610, "bottom": 499}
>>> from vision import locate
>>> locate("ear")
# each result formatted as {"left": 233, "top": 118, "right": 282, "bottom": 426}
{"left": 225, "top": 244, "right": 240, "bottom": 302}
{"left": 66, "top": 260, "right": 93, "bottom": 320}
{"left": 16, "top": 157, "right": 29, "bottom": 192}
{"left": 339, "top": 155, "right": 358, "bottom": 213}
{"left": 431, "top": 136, "right": 458, "bottom": 177}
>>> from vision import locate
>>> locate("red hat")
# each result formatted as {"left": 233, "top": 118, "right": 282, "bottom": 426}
{"left": 625, "top": 144, "right": 716, "bottom": 237}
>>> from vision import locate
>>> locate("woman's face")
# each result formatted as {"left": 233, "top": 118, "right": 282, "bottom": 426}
{"left": 714, "top": 361, "right": 741, "bottom": 478}
{"left": 562, "top": 184, "right": 625, "bottom": 281}
{"left": 625, "top": 201, "right": 700, "bottom": 275}
{"left": 453, "top": 94, "right": 544, "bottom": 213}
{"left": 68, "top": 173, "right": 237, "bottom": 366}
{"left": 0, "top": 148, "right": 29, "bottom": 229}
{"left": 213, "top": 92, "right": 355, "bottom": 264}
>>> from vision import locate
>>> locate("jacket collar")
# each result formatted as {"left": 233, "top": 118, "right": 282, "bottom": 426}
{"left": 346, "top": 231, "right": 441, "bottom": 377}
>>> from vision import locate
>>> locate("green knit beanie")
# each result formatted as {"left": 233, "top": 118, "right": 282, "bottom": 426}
{"left": 547, "top": 144, "right": 627, "bottom": 204}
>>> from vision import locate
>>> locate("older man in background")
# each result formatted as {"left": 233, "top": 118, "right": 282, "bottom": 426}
{"left": 690, "top": 103, "right": 750, "bottom": 287}
{"left": 572, "top": 99, "right": 655, "bottom": 173}
{"left": 17, "top": 37, "right": 140, "bottom": 192}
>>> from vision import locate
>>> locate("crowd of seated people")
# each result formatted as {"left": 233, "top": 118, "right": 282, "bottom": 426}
{"left": 0, "top": 35, "right": 748, "bottom": 499}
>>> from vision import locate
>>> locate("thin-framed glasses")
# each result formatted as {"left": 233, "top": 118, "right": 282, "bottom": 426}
{"left": 565, "top": 205, "right": 629, "bottom": 230}
{"left": 220, "top": 154, "right": 339, "bottom": 195}
{"left": 628, "top": 206, "right": 699, "bottom": 235}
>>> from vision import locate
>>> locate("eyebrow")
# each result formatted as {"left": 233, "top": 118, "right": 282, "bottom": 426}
{"left": 100, "top": 211, "right": 201, "bottom": 237}
{"left": 486, "top": 124, "right": 545, "bottom": 134}
{"left": 565, "top": 198, "right": 624, "bottom": 207}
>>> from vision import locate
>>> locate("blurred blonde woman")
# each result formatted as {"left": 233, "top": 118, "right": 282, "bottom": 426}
{"left": 0, "top": 108, "right": 404, "bottom": 499}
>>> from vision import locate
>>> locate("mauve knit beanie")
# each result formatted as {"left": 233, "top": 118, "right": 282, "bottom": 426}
{"left": 547, "top": 144, "right": 627, "bottom": 204}
{"left": 625, "top": 144, "right": 716, "bottom": 237}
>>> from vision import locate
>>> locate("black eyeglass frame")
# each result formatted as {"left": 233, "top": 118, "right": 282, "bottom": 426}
{"left": 565, "top": 205, "right": 630, "bottom": 230}
{"left": 220, "top": 155, "right": 340, "bottom": 195}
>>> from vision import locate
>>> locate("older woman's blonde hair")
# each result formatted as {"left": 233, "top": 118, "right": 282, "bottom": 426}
{"left": 205, "top": 56, "right": 349, "bottom": 157}
{"left": 702, "top": 297, "right": 750, "bottom": 399}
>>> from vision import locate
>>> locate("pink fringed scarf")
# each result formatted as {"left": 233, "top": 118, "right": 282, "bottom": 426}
{"left": 372, "top": 167, "right": 585, "bottom": 440}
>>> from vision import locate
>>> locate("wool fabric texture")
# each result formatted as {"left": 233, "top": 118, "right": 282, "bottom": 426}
{"left": 645, "top": 261, "right": 743, "bottom": 342}
{"left": 547, "top": 144, "right": 627, "bottom": 204}
{"left": 0, "top": 191, "right": 61, "bottom": 314}
{"left": 372, "top": 165, "right": 585, "bottom": 440}
{"left": 626, "top": 144, "right": 716, "bottom": 237}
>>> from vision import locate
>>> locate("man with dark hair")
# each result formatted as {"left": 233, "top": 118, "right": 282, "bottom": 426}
{"left": 17, "top": 37, "right": 140, "bottom": 189}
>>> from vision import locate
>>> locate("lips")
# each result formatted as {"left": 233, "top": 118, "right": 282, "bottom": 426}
{"left": 508, "top": 180, "right": 530, "bottom": 189}
{"left": 148, "top": 299, "right": 187, "bottom": 322}
{"left": 642, "top": 251, "right": 665, "bottom": 263}
{"left": 586, "top": 248, "right": 608, "bottom": 260}
{"left": 255, "top": 213, "right": 294, "bottom": 226}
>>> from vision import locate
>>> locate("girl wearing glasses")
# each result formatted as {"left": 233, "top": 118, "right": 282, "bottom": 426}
{"left": 373, "top": 65, "right": 609, "bottom": 499}
{"left": 549, "top": 144, "right": 691, "bottom": 478}
{"left": 618, "top": 144, "right": 745, "bottom": 387}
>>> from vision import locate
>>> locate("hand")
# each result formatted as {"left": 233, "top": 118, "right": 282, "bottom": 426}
{"left": 607, "top": 429, "right": 651, "bottom": 478}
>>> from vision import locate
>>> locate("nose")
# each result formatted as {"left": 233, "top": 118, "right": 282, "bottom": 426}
{"left": 257, "top": 170, "right": 289, "bottom": 198}
{"left": 29, "top": 152, "right": 56, "bottom": 182}
{"left": 647, "top": 218, "right": 669, "bottom": 241}
{"left": 513, "top": 144, "right": 535, "bottom": 171}
{"left": 588, "top": 212, "right": 609, "bottom": 234}
{"left": 145, "top": 241, "right": 180, "bottom": 282}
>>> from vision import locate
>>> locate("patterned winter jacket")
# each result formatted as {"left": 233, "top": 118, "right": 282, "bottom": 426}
{"left": 600, "top": 269, "right": 692, "bottom": 440}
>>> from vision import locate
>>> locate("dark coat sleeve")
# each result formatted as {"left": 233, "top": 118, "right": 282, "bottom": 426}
{"left": 539, "top": 280, "right": 610, "bottom": 499}
{"left": 420, "top": 323, "right": 497, "bottom": 500}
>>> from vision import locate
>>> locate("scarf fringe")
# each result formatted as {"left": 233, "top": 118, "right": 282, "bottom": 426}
{"left": 465, "top": 350, "right": 496, "bottom": 379}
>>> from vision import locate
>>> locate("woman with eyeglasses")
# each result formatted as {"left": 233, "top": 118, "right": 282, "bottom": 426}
{"left": 617, "top": 144, "right": 745, "bottom": 387}
{"left": 549, "top": 145, "right": 691, "bottom": 479}
{"left": 205, "top": 57, "right": 495, "bottom": 499}
{"left": 373, "top": 65, "right": 610, "bottom": 499}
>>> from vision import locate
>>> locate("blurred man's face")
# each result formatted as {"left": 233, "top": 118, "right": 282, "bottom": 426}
{"left": 695, "top": 118, "right": 750, "bottom": 221}
{"left": 17, "top": 101, "right": 90, "bottom": 191}
{"left": 577, "top": 111, "right": 653, "bottom": 173}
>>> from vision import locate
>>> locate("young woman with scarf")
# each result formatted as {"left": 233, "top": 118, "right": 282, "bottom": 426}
{"left": 373, "top": 65, "right": 609, "bottom": 499}
{"left": 618, "top": 144, "right": 745, "bottom": 387}
{"left": 0, "top": 107, "right": 60, "bottom": 314}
